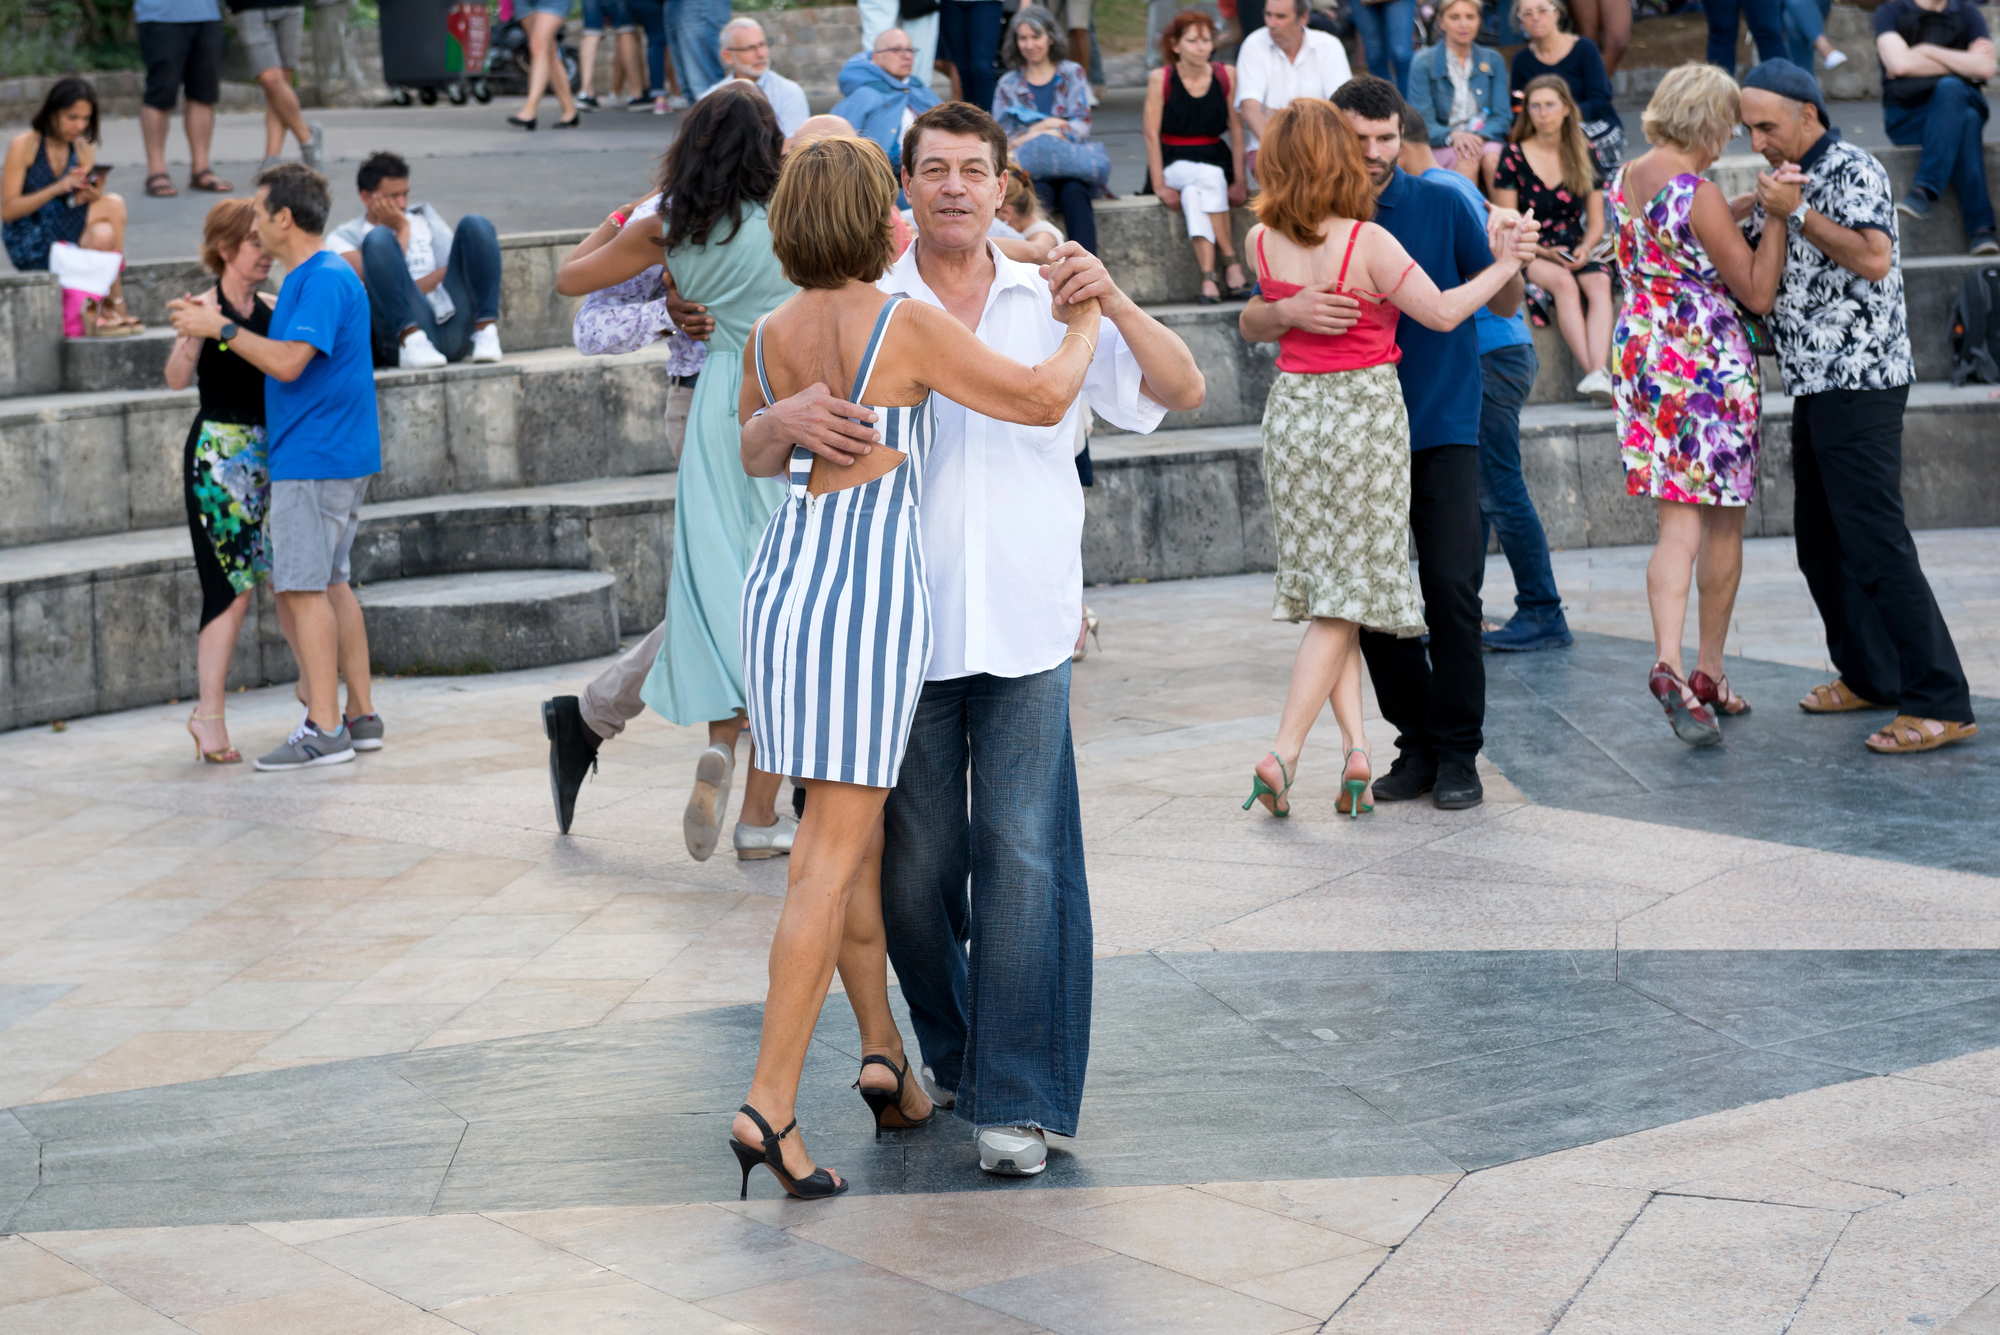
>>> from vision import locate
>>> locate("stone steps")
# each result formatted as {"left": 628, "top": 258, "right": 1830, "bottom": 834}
{"left": 0, "top": 474, "right": 673, "bottom": 731}
{"left": 357, "top": 569, "right": 620, "bottom": 676}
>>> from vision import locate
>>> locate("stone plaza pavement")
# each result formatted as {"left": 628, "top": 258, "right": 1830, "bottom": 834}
{"left": 1, "top": 531, "right": 1998, "bottom": 1333}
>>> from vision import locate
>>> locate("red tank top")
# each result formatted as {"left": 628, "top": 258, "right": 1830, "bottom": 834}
{"left": 1255, "top": 222, "right": 1408, "bottom": 375}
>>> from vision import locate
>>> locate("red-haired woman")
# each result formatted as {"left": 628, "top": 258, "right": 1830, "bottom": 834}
{"left": 1240, "top": 100, "right": 1534, "bottom": 819}
{"left": 1143, "top": 9, "right": 1248, "bottom": 302}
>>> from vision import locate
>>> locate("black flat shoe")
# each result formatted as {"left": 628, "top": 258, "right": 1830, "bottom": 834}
{"left": 541, "top": 696, "right": 600, "bottom": 835}
{"left": 1432, "top": 759, "right": 1483, "bottom": 810}
{"left": 554, "top": 112, "right": 582, "bottom": 128}
{"left": 729, "top": 1104, "right": 847, "bottom": 1201}
{"left": 506, "top": 114, "right": 537, "bottom": 130}
{"left": 854, "top": 1054, "right": 934, "bottom": 1138}
{"left": 1371, "top": 751, "right": 1437, "bottom": 802}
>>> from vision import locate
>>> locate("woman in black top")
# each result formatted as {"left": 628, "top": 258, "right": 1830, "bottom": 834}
{"left": 1143, "top": 9, "right": 1249, "bottom": 302}
{"left": 164, "top": 199, "right": 278, "bottom": 764}
{"left": 1510, "top": 0, "right": 1626, "bottom": 174}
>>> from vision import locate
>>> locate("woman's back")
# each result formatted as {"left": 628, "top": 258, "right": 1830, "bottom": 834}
{"left": 663, "top": 203, "right": 797, "bottom": 352}
{"left": 1611, "top": 166, "right": 1722, "bottom": 291}
{"left": 1253, "top": 220, "right": 1403, "bottom": 374}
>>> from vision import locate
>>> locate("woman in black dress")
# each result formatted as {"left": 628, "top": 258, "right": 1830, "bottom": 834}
{"left": 164, "top": 199, "right": 277, "bottom": 764}
{"left": 1143, "top": 9, "right": 1249, "bottom": 302}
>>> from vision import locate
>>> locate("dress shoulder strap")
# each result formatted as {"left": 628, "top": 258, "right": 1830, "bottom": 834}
{"left": 1213, "top": 61, "right": 1230, "bottom": 101}
{"left": 752, "top": 317, "right": 775, "bottom": 406}
{"left": 1254, "top": 229, "right": 1272, "bottom": 285}
{"left": 1334, "top": 221, "right": 1365, "bottom": 291}
{"left": 851, "top": 295, "right": 904, "bottom": 403}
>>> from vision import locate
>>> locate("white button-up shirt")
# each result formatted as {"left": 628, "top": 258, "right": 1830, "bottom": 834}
{"left": 1233, "top": 27, "right": 1354, "bottom": 151}
{"left": 701, "top": 69, "right": 811, "bottom": 136}
{"left": 879, "top": 241, "right": 1167, "bottom": 681}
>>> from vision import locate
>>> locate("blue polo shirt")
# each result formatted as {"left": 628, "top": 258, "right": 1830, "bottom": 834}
{"left": 1423, "top": 167, "right": 1533, "bottom": 358}
{"left": 1374, "top": 166, "right": 1498, "bottom": 449}
{"left": 266, "top": 251, "right": 381, "bottom": 481}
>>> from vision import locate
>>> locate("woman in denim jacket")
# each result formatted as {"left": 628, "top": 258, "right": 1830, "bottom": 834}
{"left": 1406, "top": 0, "right": 1511, "bottom": 190}
{"left": 993, "top": 6, "right": 1100, "bottom": 252}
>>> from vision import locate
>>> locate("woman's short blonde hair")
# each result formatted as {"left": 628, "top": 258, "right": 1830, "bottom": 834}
{"left": 199, "top": 197, "right": 258, "bottom": 276}
{"left": 769, "top": 135, "right": 898, "bottom": 290}
{"left": 1642, "top": 62, "right": 1741, "bottom": 155}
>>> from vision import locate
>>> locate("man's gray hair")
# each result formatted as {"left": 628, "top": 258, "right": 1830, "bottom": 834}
{"left": 719, "top": 15, "right": 764, "bottom": 55}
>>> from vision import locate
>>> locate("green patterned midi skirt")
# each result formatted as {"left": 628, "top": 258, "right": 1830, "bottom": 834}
{"left": 1261, "top": 364, "right": 1426, "bottom": 637}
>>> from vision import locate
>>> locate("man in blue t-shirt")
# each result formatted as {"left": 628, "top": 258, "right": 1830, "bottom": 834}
{"left": 1874, "top": 0, "right": 1999, "bottom": 253}
{"left": 167, "top": 163, "right": 385, "bottom": 772}
{"left": 1244, "top": 75, "right": 1524, "bottom": 810}
{"left": 1400, "top": 103, "right": 1573, "bottom": 655}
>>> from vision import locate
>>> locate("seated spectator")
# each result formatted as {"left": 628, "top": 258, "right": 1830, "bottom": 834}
{"left": 2, "top": 80, "right": 141, "bottom": 334}
{"left": 1511, "top": 0, "right": 1626, "bottom": 173}
{"left": 1144, "top": 9, "right": 1248, "bottom": 302}
{"left": 990, "top": 164, "right": 1065, "bottom": 262}
{"left": 703, "top": 16, "right": 810, "bottom": 136}
{"left": 325, "top": 151, "right": 503, "bottom": 369}
{"left": 1875, "top": 0, "right": 1999, "bottom": 253}
{"left": 833, "top": 28, "right": 942, "bottom": 167}
{"left": 1235, "top": 0, "right": 1353, "bottom": 181}
{"left": 1494, "top": 75, "right": 1613, "bottom": 403}
{"left": 1408, "top": 0, "right": 1510, "bottom": 190}
{"left": 994, "top": 5, "right": 1102, "bottom": 254}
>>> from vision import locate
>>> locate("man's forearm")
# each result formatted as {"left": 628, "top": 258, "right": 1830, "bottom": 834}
{"left": 1239, "top": 295, "right": 1290, "bottom": 343}
{"left": 1803, "top": 215, "right": 1893, "bottom": 282}
{"left": 740, "top": 404, "right": 791, "bottom": 476}
{"left": 1241, "top": 100, "right": 1268, "bottom": 141}
{"left": 1488, "top": 270, "right": 1523, "bottom": 320}
{"left": 1883, "top": 45, "right": 1952, "bottom": 76}
{"left": 1108, "top": 299, "right": 1204, "bottom": 411}
{"left": 224, "top": 330, "right": 315, "bottom": 382}
{"left": 1926, "top": 43, "right": 1997, "bottom": 78}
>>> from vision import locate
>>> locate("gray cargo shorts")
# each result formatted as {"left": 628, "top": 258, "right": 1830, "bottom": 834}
{"left": 270, "top": 476, "right": 370, "bottom": 592}
{"left": 237, "top": 6, "right": 304, "bottom": 75}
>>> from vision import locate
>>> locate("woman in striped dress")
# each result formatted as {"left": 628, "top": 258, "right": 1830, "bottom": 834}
{"left": 726, "top": 135, "right": 1101, "bottom": 1202}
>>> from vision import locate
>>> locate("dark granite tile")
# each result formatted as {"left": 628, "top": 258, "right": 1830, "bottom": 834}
{"left": 0, "top": 1110, "right": 39, "bottom": 1232}
{"left": 3, "top": 1166, "right": 454, "bottom": 1232}
{"left": 1766, "top": 995, "right": 2000, "bottom": 1075}
{"left": 1622, "top": 976, "right": 2000, "bottom": 1048}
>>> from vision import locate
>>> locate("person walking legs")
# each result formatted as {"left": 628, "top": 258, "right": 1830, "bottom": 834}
{"left": 1476, "top": 340, "right": 1573, "bottom": 650}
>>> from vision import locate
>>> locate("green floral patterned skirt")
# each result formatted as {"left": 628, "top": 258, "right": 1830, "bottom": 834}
{"left": 1261, "top": 364, "right": 1426, "bottom": 637}
{"left": 185, "top": 418, "right": 271, "bottom": 621}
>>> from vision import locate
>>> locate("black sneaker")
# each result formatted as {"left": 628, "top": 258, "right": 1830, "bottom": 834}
{"left": 1433, "top": 759, "right": 1484, "bottom": 810}
{"left": 1896, "top": 189, "right": 1933, "bottom": 221}
{"left": 1371, "top": 750, "right": 1437, "bottom": 802}
{"left": 542, "top": 696, "right": 601, "bottom": 834}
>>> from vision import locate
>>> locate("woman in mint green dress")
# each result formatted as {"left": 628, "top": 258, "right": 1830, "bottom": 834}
{"left": 556, "top": 83, "right": 796, "bottom": 861}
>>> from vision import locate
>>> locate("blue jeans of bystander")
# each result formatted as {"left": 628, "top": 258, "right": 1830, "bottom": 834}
{"left": 679, "top": 0, "right": 728, "bottom": 90}
{"left": 880, "top": 661, "right": 1092, "bottom": 1138}
{"left": 1704, "top": 0, "right": 1786, "bottom": 72}
{"left": 1476, "top": 343, "right": 1565, "bottom": 623}
{"left": 626, "top": 0, "right": 670, "bottom": 95}
{"left": 941, "top": 0, "right": 1006, "bottom": 121}
{"left": 360, "top": 214, "right": 502, "bottom": 366}
{"left": 1780, "top": 0, "right": 1830, "bottom": 71}
{"left": 1884, "top": 76, "right": 1997, "bottom": 236}
{"left": 1352, "top": 0, "right": 1416, "bottom": 95}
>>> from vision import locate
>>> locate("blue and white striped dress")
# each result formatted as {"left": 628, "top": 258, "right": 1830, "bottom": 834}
{"left": 741, "top": 297, "right": 934, "bottom": 789}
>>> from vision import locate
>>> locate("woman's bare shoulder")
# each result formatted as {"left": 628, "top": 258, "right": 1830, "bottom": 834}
{"left": 3, "top": 130, "right": 34, "bottom": 162}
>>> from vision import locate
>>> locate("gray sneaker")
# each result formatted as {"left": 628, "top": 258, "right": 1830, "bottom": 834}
{"left": 301, "top": 121, "right": 325, "bottom": 171}
{"left": 683, "top": 742, "right": 735, "bottom": 862}
{"left": 254, "top": 719, "right": 354, "bottom": 771}
{"left": 344, "top": 712, "right": 385, "bottom": 752}
{"left": 256, "top": 154, "right": 283, "bottom": 171}
{"left": 978, "top": 1126, "right": 1047, "bottom": 1176}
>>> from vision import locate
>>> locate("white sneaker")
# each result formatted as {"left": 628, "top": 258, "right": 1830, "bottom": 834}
{"left": 919, "top": 1064, "right": 956, "bottom": 1110}
{"left": 470, "top": 324, "right": 503, "bottom": 363}
{"left": 399, "top": 329, "right": 447, "bottom": 369}
{"left": 978, "top": 1125, "right": 1047, "bottom": 1176}
{"left": 732, "top": 813, "right": 797, "bottom": 860}
{"left": 1823, "top": 48, "right": 1848, "bottom": 69}
{"left": 1576, "top": 367, "right": 1614, "bottom": 406}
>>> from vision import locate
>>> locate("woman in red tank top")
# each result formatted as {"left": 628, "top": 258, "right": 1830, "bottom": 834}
{"left": 1239, "top": 100, "right": 1535, "bottom": 821}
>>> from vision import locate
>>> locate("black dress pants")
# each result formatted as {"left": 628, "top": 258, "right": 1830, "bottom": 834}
{"left": 1359, "top": 443, "right": 1486, "bottom": 764}
{"left": 1792, "top": 386, "right": 1973, "bottom": 724}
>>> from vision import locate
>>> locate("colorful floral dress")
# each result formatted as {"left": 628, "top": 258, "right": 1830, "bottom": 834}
{"left": 1608, "top": 170, "right": 1760, "bottom": 506}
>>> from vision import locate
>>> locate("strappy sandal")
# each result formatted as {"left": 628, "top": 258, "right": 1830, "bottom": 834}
{"left": 1688, "top": 669, "right": 1750, "bottom": 717}
{"left": 1197, "top": 269, "right": 1221, "bottom": 305}
{"left": 1223, "top": 261, "right": 1251, "bottom": 299}
{"left": 1800, "top": 679, "right": 1881, "bottom": 714}
{"left": 854, "top": 1054, "right": 934, "bottom": 1138}
{"left": 187, "top": 709, "right": 240, "bottom": 764}
{"left": 728, "top": 1103, "right": 847, "bottom": 1201}
{"left": 1648, "top": 661, "right": 1722, "bottom": 747}
{"left": 1242, "top": 751, "right": 1292, "bottom": 817}
{"left": 1336, "top": 747, "right": 1372, "bottom": 818}
{"left": 188, "top": 169, "right": 233, "bottom": 192}
{"left": 1864, "top": 715, "right": 1978, "bottom": 755}
{"left": 145, "top": 172, "right": 177, "bottom": 198}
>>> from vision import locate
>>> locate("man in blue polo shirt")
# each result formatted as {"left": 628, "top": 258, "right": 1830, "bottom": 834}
{"left": 1331, "top": 75, "right": 1524, "bottom": 809}
{"left": 1399, "top": 101, "right": 1572, "bottom": 656}
{"left": 169, "top": 163, "right": 385, "bottom": 771}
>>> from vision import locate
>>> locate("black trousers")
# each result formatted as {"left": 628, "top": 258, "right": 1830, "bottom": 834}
{"left": 1792, "top": 386, "right": 1973, "bottom": 724}
{"left": 1359, "top": 443, "right": 1486, "bottom": 763}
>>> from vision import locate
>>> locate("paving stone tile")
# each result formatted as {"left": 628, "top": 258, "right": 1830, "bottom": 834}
{"left": 1192, "top": 1175, "right": 1458, "bottom": 1248}
{"left": 512, "top": 932, "right": 695, "bottom": 981}
{"left": 251, "top": 1005, "right": 469, "bottom": 1061}
{"left": 48, "top": 967, "right": 236, "bottom": 1009}
{"left": 1230, "top": 1247, "right": 1387, "bottom": 1320}
{"left": 251, "top": 1216, "right": 424, "bottom": 1245}
{"left": 785, "top": 1193, "right": 1112, "bottom": 1291}
{"left": 1035, "top": 1189, "right": 1377, "bottom": 1287}
{"left": 0, "top": 1234, "right": 98, "bottom": 1307}
{"left": 301, "top": 1213, "right": 619, "bottom": 1310}
{"left": 705, "top": 1261, "right": 1049, "bottom": 1333}
{"left": 164, "top": 982, "right": 352, "bottom": 1032}
{"left": 962, "top": 1252, "right": 1317, "bottom": 1334}
{"left": 179, "top": 1277, "right": 462, "bottom": 1335}
{"left": 438, "top": 1278, "right": 759, "bottom": 1334}
{"left": 28, "top": 1030, "right": 282, "bottom": 1103}
{"left": 231, "top": 936, "right": 428, "bottom": 985}
{"left": 0, "top": 1282, "right": 189, "bottom": 1333}
{"left": 495, "top": 1201, "right": 858, "bottom": 1301}
{"left": 36, "top": 1221, "right": 347, "bottom": 1317}
{"left": 405, "top": 914, "right": 584, "bottom": 960}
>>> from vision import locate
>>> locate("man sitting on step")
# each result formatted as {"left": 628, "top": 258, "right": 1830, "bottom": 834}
{"left": 326, "top": 151, "right": 505, "bottom": 370}
{"left": 1873, "top": 0, "right": 2000, "bottom": 255}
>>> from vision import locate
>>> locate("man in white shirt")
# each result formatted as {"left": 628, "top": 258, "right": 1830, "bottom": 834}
{"left": 742, "top": 102, "right": 1204, "bottom": 1179}
{"left": 702, "top": 16, "right": 811, "bottom": 136}
{"left": 1235, "top": 0, "right": 1353, "bottom": 177}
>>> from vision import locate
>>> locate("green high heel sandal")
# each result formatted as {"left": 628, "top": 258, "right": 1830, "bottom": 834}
{"left": 1337, "top": 748, "right": 1373, "bottom": 819}
{"left": 1242, "top": 752, "right": 1293, "bottom": 817}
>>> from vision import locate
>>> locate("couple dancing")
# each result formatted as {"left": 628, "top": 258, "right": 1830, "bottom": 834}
{"left": 730, "top": 104, "right": 1203, "bottom": 1196}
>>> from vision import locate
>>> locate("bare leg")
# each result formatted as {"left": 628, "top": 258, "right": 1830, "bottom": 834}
{"left": 278, "top": 590, "right": 341, "bottom": 732}
{"left": 1328, "top": 648, "right": 1372, "bottom": 801}
{"left": 1215, "top": 217, "right": 1246, "bottom": 289}
{"left": 1596, "top": 0, "right": 1631, "bottom": 73}
{"left": 579, "top": 30, "right": 601, "bottom": 97}
{"left": 81, "top": 195, "right": 135, "bottom": 317}
{"left": 837, "top": 819, "right": 934, "bottom": 1120}
{"left": 1068, "top": 27, "right": 1091, "bottom": 75}
{"left": 1692, "top": 505, "right": 1746, "bottom": 680}
{"left": 1191, "top": 235, "right": 1218, "bottom": 299}
{"left": 1253, "top": 616, "right": 1360, "bottom": 808}
{"left": 519, "top": 12, "right": 575, "bottom": 120}
{"left": 1646, "top": 498, "right": 1703, "bottom": 673}
{"left": 734, "top": 778, "right": 891, "bottom": 1185}
{"left": 256, "top": 67, "right": 311, "bottom": 154}
{"left": 140, "top": 106, "right": 171, "bottom": 181}
{"left": 190, "top": 592, "right": 252, "bottom": 754}
{"left": 326, "top": 582, "right": 374, "bottom": 718}
{"left": 1528, "top": 259, "right": 1589, "bottom": 372}
{"left": 1579, "top": 270, "right": 1614, "bottom": 375}
{"left": 184, "top": 101, "right": 216, "bottom": 177}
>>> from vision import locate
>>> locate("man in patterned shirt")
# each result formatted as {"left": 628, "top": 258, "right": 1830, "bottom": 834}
{"left": 1737, "top": 60, "right": 1977, "bottom": 754}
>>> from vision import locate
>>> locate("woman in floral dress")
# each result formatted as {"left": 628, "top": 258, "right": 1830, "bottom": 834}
{"left": 1609, "top": 64, "right": 1787, "bottom": 746}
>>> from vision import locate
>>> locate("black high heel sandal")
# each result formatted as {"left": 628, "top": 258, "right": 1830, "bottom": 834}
{"left": 728, "top": 1103, "right": 848, "bottom": 1201}
{"left": 853, "top": 1054, "right": 934, "bottom": 1138}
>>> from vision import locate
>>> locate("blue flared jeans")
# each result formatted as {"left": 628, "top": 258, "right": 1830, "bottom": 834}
{"left": 881, "top": 660, "right": 1093, "bottom": 1137}
{"left": 1476, "top": 342, "right": 1564, "bottom": 620}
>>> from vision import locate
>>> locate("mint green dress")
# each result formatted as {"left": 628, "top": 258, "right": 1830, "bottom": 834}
{"left": 641, "top": 203, "right": 796, "bottom": 726}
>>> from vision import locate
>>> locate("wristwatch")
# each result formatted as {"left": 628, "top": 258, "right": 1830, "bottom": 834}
{"left": 1786, "top": 201, "right": 1810, "bottom": 234}
{"left": 219, "top": 321, "right": 240, "bottom": 343}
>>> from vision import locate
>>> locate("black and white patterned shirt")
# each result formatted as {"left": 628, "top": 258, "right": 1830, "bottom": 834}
{"left": 1745, "top": 131, "right": 1915, "bottom": 395}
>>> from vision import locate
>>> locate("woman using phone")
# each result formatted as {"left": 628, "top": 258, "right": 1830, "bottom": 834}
{"left": 2, "top": 79, "right": 140, "bottom": 334}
